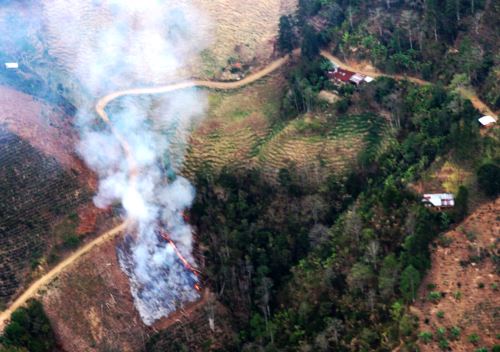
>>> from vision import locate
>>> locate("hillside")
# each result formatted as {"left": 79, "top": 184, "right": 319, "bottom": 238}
{"left": 0, "top": 1, "right": 498, "bottom": 351}
{"left": 413, "top": 199, "right": 499, "bottom": 352}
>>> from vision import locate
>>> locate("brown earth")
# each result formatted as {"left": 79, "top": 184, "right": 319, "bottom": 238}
{"left": 413, "top": 198, "right": 500, "bottom": 351}
{"left": 0, "top": 85, "right": 97, "bottom": 190}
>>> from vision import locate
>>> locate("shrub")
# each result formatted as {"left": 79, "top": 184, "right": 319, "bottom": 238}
{"left": 428, "top": 291, "right": 442, "bottom": 303}
{"left": 492, "top": 345, "right": 500, "bottom": 352}
{"left": 449, "top": 326, "right": 461, "bottom": 340}
{"left": 62, "top": 234, "right": 80, "bottom": 249}
{"left": 477, "top": 282, "right": 485, "bottom": 289}
{"left": 437, "top": 327, "right": 447, "bottom": 338}
{"left": 419, "top": 331, "right": 433, "bottom": 344}
{"left": 453, "top": 291, "right": 462, "bottom": 300}
{"left": 468, "top": 333, "right": 480, "bottom": 345}
{"left": 436, "top": 311, "right": 445, "bottom": 319}
{"left": 438, "top": 339, "right": 449, "bottom": 350}
{"left": 474, "top": 348, "right": 487, "bottom": 352}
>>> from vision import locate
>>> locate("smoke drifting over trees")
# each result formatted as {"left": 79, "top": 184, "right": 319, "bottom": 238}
{"left": 43, "top": 0, "right": 211, "bottom": 325}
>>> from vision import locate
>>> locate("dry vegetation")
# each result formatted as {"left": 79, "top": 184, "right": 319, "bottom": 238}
{"left": 413, "top": 199, "right": 500, "bottom": 352}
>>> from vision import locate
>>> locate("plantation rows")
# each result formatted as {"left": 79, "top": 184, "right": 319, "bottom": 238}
{"left": 183, "top": 114, "right": 389, "bottom": 184}
{"left": 0, "top": 126, "right": 88, "bottom": 302}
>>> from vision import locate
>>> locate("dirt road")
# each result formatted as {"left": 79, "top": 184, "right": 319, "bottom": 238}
{"left": 2, "top": 47, "right": 493, "bottom": 332}
{"left": 320, "top": 50, "right": 497, "bottom": 118}
{"left": 0, "top": 51, "right": 295, "bottom": 331}
{"left": 0, "top": 221, "right": 128, "bottom": 330}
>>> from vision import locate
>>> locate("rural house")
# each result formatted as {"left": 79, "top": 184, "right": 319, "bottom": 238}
{"left": 478, "top": 115, "right": 497, "bottom": 127}
{"left": 422, "top": 193, "right": 455, "bottom": 208}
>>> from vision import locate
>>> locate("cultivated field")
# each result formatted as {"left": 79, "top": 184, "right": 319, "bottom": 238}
{"left": 413, "top": 199, "right": 500, "bottom": 352}
{"left": 183, "top": 71, "right": 390, "bottom": 184}
{"left": 0, "top": 126, "right": 88, "bottom": 303}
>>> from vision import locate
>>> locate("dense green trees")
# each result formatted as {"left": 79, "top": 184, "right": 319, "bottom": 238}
{"left": 477, "top": 162, "right": 500, "bottom": 197}
{"left": 278, "top": 16, "right": 295, "bottom": 53}
{"left": 0, "top": 300, "right": 56, "bottom": 352}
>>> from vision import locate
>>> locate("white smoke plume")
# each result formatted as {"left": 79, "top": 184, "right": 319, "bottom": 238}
{"left": 43, "top": 0, "right": 211, "bottom": 325}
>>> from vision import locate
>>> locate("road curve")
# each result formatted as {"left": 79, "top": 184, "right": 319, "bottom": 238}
{"left": 0, "top": 221, "right": 128, "bottom": 330}
{"left": 2, "top": 47, "right": 493, "bottom": 331}
{"left": 0, "top": 52, "right": 294, "bottom": 331}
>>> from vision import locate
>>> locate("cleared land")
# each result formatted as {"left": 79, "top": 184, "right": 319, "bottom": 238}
{"left": 413, "top": 199, "right": 499, "bottom": 352}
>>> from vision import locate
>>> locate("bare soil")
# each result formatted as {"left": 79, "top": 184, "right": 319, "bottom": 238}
{"left": 0, "top": 85, "right": 97, "bottom": 190}
{"left": 413, "top": 198, "right": 500, "bottom": 351}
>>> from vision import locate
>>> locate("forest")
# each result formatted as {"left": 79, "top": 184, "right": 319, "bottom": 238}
{"left": 1, "top": 0, "right": 498, "bottom": 351}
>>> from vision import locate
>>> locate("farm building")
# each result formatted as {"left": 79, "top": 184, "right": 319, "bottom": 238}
{"left": 328, "top": 68, "right": 374, "bottom": 85}
{"left": 4, "top": 62, "right": 18, "bottom": 69}
{"left": 422, "top": 193, "right": 455, "bottom": 208}
{"left": 328, "top": 68, "right": 355, "bottom": 83}
{"left": 478, "top": 115, "right": 497, "bottom": 127}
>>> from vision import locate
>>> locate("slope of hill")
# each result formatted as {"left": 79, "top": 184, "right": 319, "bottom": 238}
{"left": 413, "top": 199, "right": 499, "bottom": 352}
{"left": 0, "top": 126, "right": 88, "bottom": 303}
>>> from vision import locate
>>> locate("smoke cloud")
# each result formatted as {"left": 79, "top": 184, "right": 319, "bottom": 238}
{"left": 43, "top": 0, "right": 211, "bottom": 325}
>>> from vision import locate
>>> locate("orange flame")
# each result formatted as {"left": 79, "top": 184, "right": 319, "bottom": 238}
{"left": 159, "top": 229, "right": 201, "bottom": 291}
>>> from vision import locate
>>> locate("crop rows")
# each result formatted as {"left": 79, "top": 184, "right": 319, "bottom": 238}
{"left": 0, "top": 126, "right": 89, "bottom": 302}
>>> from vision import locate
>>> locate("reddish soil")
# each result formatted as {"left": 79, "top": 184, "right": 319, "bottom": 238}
{"left": 413, "top": 198, "right": 500, "bottom": 351}
{"left": 0, "top": 85, "right": 97, "bottom": 190}
{"left": 42, "top": 237, "right": 148, "bottom": 352}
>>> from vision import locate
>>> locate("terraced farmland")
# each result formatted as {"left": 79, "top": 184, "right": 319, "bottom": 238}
{"left": 182, "top": 71, "right": 390, "bottom": 183}
{"left": 257, "top": 114, "right": 389, "bottom": 181}
{"left": 183, "top": 72, "right": 284, "bottom": 178}
{"left": 0, "top": 126, "right": 89, "bottom": 303}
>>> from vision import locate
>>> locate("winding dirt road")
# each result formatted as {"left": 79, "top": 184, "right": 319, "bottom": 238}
{"left": 321, "top": 50, "right": 497, "bottom": 118}
{"left": 0, "top": 48, "right": 495, "bottom": 331}
{"left": 0, "top": 221, "right": 128, "bottom": 329}
{"left": 0, "top": 52, "right": 294, "bottom": 331}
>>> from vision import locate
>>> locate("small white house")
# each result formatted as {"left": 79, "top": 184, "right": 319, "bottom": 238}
{"left": 478, "top": 115, "right": 497, "bottom": 127}
{"left": 4, "top": 62, "right": 18, "bottom": 69}
{"left": 422, "top": 193, "right": 455, "bottom": 208}
{"left": 364, "top": 76, "right": 374, "bottom": 83}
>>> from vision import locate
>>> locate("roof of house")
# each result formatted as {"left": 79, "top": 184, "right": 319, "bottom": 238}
{"left": 422, "top": 193, "right": 455, "bottom": 207}
{"left": 478, "top": 115, "right": 497, "bottom": 126}
{"left": 4, "top": 62, "right": 18, "bottom": 69}
{"left": 328, "top": 68, "right": 355, "bottom": 82}
{"left": 364, "top": 76, "right": 375, "bottom": 83}
{"left": 350, "top": 73, "right": 366, "bottom": 84}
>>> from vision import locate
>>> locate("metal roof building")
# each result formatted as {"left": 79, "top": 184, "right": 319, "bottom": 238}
{"left": 422, "top": 193, "right": 455, "bottom": 208}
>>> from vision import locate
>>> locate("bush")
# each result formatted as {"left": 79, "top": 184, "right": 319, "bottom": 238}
{"left": 449, "top": 326, "right": 461, "bottom": 340}
{"left": 492, "top": 345, "right": 500, "bottom": 352}
{"left": 419, "top": 331, "right": 433, "bottom": 344}
{"left": 468, "top": 333, "right": 480, "bottom": 345}
{"left": 438, "top": 339, "right": 449, "bottom": 350}
{"left": 477, "top": 163, "right": 500, "bottom": 197}
{"left": 436, "top": 310, "right": 445, "bottom": 319}
{"left": 428, "top": 291, "right": 442, "bottom": 303}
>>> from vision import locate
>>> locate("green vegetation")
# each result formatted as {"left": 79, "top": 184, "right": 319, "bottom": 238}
{"left": 477, "top": 162, "right": 500, "bottom": 197}
{"left": 0, "top": 300, "right": 56, "bottom": 352}
{"left": 170, "top": 66, "right": 499, "bottom": 350}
